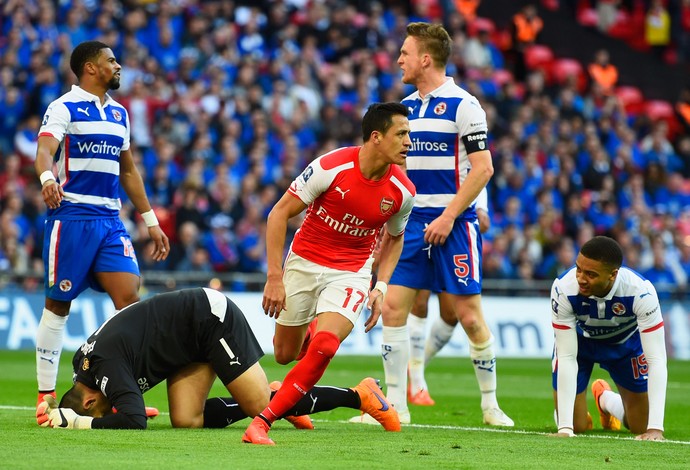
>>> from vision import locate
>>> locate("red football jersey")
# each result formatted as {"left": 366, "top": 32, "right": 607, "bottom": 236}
{"left": 288, "top": 146, "right": 416, "bottom": 272}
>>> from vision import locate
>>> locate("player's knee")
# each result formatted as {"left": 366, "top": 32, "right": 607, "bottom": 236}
{"left": 243, "top": 395, "right": 270, "bottom": 418}
{"left": 237, "top": 387, "right": 270, "bottom": 417}
{"left": 45, "top": 299, "right": 70, "bottom": 316}
{"left": 273, "top": 345, "right": 298, "bottom": 365}
{"left": 112, "top": 292, "right": 140, "bottom": 310}
{"left": 411, "top": 301, "right": 428, "bottom": 317}
{"left": 381, "top": 304, "right": 408, "bottom": 326}
{"left": 171, "top": 413, "right": 204, "bottom": 429}
{"left": 459, "top": 314, "right": 483, "bottom": 336}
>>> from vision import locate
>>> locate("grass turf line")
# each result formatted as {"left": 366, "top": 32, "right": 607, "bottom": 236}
{"left": 1, "top": 351, "right": 689, "bottom": 468}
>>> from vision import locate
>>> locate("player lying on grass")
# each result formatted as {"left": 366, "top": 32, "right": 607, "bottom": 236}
{"left": 36, "top": 288, "right": 399, "bottom": 432}
{"left": 551, "top": 236, "right": 667, "bottom": 441}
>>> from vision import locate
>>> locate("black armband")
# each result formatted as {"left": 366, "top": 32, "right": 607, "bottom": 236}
{"left": 462, "top": 131, "right": 488, "bottom": 153}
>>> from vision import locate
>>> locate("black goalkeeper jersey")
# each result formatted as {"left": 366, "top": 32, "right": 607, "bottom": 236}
{"left": 71, "top": 288, "right": 255, "bottom": 429}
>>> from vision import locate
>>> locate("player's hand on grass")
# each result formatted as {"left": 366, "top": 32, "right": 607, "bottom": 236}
{"left": 635, "top": 429, "right": 664, "bottom": 441}
{"left": 551, "top": 428, "right": 576, "bottom": 438}
{"left": 48, "top": 407, "right": 93, "bottom": 429}
{"left": 36, "top": 395, "right": 59, "bottom": 427}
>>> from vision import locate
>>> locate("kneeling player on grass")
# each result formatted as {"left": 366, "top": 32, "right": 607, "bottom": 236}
{"left": 551, "top": 236, "right": 667, "bottom": 441}
{"left": 36, "top": 288, "right": 399, "bottom": 432}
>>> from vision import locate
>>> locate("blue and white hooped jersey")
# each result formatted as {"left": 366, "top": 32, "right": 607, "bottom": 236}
{"left": 401, "top": 77, "right": 488, "bottom": 220}
{"left": 39, "top": 85, "right": 130, "bottom": 219}
{"left": 551, "top": 266, "right": 664, "bottom": 344}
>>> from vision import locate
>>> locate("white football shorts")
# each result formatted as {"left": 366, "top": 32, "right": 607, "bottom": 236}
{"left": 277, "top": 251, "right": 374, "bottom": 327}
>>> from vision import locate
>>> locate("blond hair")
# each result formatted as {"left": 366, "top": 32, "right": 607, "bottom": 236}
{"left": 406, "top": 22, "right": 452, "bottom": 68}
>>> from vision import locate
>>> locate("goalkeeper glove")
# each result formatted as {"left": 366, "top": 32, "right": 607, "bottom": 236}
{"left": 36, "top": 395, "right": 58, "bottom": 427}
{"left": 49, "top": 407, "right": 93, "bottom": 429}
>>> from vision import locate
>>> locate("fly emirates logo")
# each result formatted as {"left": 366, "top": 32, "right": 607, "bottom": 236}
{"left": 315, "top": 206, "right": 377, "bottom": 237}
{"left": 77, "top": 140, "right": 121, "bottom": 156}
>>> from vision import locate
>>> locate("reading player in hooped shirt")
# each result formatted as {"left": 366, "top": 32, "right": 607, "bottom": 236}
{"left": 242, "top": 102, "right": 416, "bottom": 445}
{"left": 34, "top": 40, "right": 169, "bottom": 417}
{"left": 551, "top": 236, "right": 667, "bottom": 441}
{"left": 351, "top": 22, "right": 512, "bottom": 428}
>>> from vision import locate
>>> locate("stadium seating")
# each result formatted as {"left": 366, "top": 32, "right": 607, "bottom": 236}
{"left": 467, "top": 16, "right": 496, "bottom": 36}
{"left": 550, "top": 58, "right": 586, "bottom": 91}
{"left": 524, "top": 44, "right": 555, "bottom": 71}
{"left": 614, "top": 85, "right": 645, "bottom": 115}
{"left": 492, "top": 68, "right": 514, "bottom": 87}
{"left": 645, "top": 99, "right": 675, "bottom": 121}
{"left": 576, "top": 8, "right": 599, "bottom": 29}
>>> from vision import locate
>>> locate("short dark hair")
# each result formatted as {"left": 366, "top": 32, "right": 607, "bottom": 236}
{"left": 59, "top": 385, "right": 88, "bottom": 415}
{"left": 70, "top": 41, "right": 110, "bottom": 78}
{"left": 406, "top": 22, "right": 452, "bottom": 68}
{"left": 579, "top": 236, "right": 623, "bottom": 269}
{"left": 361, "top": 102, "right": 409, "bottom": 142}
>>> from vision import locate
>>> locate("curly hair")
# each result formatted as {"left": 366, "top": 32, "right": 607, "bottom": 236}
{"left": 69, "top": 40, "right": 110, "bottom": 78}
{"left": 580, "top": 236, "right": 623, "bottom": 269}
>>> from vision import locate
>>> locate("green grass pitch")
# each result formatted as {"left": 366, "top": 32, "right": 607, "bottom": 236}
{"left": 1, "top": 351, "right": 689, "bottom": 469}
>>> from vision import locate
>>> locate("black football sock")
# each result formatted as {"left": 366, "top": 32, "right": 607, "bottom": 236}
{"left": 203, "top": 386, "right": 360, "bottom": 427}
{"left": 281, "top": 385, "right": 360, "bottom": 417}
{"left": 203, "top": 397, "right": 247, "bottom": 428}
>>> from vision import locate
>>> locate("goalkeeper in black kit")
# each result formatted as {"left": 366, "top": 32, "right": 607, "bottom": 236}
{"left": 36, "top": 288, "right": 398, "bottom": 432}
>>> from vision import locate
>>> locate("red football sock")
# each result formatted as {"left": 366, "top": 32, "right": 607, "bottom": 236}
{"left": 263, "top": 331, "right": 340, "bottom": 422}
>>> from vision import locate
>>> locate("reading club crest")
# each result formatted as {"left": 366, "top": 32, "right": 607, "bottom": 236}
{"left": 611, "top": 302, "right": 626, "bottom": 316}
{"left": 380, "top": 197, "right": 394, "bottom": 215}
{"left": 59, "top": 279, "right": 72, "bottom": 292}
{"left": 434, "top": 102, "right": 446, "bottom": 115}
{"left": 112, "top": 109, "right": 122, "bottom": 122}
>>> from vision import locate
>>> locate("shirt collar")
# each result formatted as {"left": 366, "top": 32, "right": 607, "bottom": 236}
{"left": 590, "top": 272, "right": 621, "bottom": 301}
{"left": 71, "top": 85, "right": 113, "bottom": 106}
{"left": 426, "top": 77, "right": 455, "bottom": 99}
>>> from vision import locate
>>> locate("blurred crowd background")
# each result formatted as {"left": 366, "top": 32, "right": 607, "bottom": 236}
{"left": 2, "top": 0, "right": 690, "bottom": 298}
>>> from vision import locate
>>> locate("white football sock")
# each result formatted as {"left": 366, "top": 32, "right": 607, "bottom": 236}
{"left": 600, "top": 389, "right": 625, "bottom": 422}
{"left": 469, "top": 334, "right": 499, "bottom": 410}
{"left": 425, "top": 317, "right": 455, "bottom": 364}
{"left": 381, "top": 325, "right": 409, "bottom": 412}
{"left": 36, "top": 308, "right": 68, "bottom": 392}
{"left": 407, "top": 315, "right": 427, "bottom": 394}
